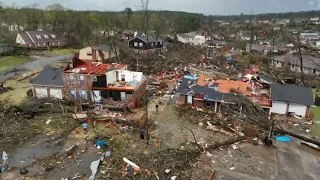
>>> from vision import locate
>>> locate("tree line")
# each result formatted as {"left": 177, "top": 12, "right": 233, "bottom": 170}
{"left": 0, "top": 2, "right": 206, "bottom": 47}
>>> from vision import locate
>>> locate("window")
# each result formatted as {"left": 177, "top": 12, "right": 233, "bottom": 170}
{"left": 37, "top": 43, "right": 41, "bottom": 47}
{"left": 139, "top": 43, "right": 143, "bottom": 47}
{"left": 36, "top": 35, "right": 41, "bottom": 40}
{"left": 87, "top": 51, "right": 92, "bottom": 56}
{"left": 52, "top": 42, "right": 55, "bottom": 46}
{"left": 206, "top": 102, "right": 211, "bottom": 107}
{"left": 121, "top": 74, "right": 125, "bottom": 81}
{"left": 51, "top": 34, "right": 56, "bottom": 39}
{"left": 43, "top": 35, "right": 49, "bottom": 39}
{"left": 43, "top": 43, "right": 46, "bottom": 46}
{"left": 80, "top": 75, "right": 84, "bottom": 80}
{"left": 313, "top": 69, "right": 316, "bottom": 74}
{"left": 91, "top": 75, "right": 97, "bottom": 82}
{"left": 151, "top": 42, "right": 154, "bottom": 47}
{"left": 79, "top": 90, "right": 87, "bottom": 100}
{"left": 160, "top": 41, "right": 163, "bottom": 45}
{"left": 134, "top": 42, "right": 138, "bottom": 47}
{"left": 71, "top": 90, "right": 76, "bottom": 99}
{"left": 69, "top": 75, "right": 74, "bottom": 80}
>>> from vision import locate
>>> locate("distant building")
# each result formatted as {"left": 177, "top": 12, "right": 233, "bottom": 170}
{"left": 272, "top": 54, "right": 320, "bottom": 75}
{"left": 246, "top": 43, "right": 287, "bottom": 55}
{"left": 16, "top": 29, "right": 67, "bottom": 48}
{"left": 239, "top": 31, "right": 256, "bottom": 41}
{"left": 128, "top": 33, "right": 167, "bottom": 54}
{"left": 0, "top": 44, "right": 15, "bottom": 54}
{"left": 79, "top": 45, "right": 119, "bottom": 62}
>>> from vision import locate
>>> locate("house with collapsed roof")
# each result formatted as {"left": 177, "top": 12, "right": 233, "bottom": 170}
{"left": 270, "top": 84, "right": 313, "bottom": 118}
{"left": 177, "top": 32, "right": 210, "bottom": 46}
{"left": 176, "top": 74, "right": 240, "bottom": 113}
{"left": 272, "top": 54, "right": 320, "bottom": 75}
{"left": 31, "top": 55, "right": 147, "bottom": 108}
{"left": 16, "top": 30, "right": 66, "bottom": 48}
{"left": 175, "top": 73, "right": 273, "bottom": 113}
{"left": 61, "top": 56, "right": 147, "bottom": 108}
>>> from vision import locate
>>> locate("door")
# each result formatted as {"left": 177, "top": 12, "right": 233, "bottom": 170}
{"left": 49, "top": 88, "right": 62, "bottom": 99}
{"left": 187, "top": 95, "right": 193, "bottom": 104}
{"left": 270, "top": 101, "right": 287, "bottom": 114}
{"left": 35, "top": 87, "right": 48, "bottom": 98}
{"left": 288, "top": 104, "right": 307, "bottom": 117}
{"left": 120, "top": 92, "right": 126, "bottom": 101}
{"left": 91, "top": 90, "right": 101, "bottom": 103}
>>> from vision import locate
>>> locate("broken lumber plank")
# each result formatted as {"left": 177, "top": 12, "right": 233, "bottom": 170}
{"left": 204, "top": 136, "right": 246, "bottom": 151}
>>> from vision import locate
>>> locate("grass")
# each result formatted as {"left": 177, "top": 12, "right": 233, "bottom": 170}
{"left": 0, "top": 55, "right": 29, "bottom": 71}
{"left": 311, "top": 106, "right": 320, "bottom": 136}
{"left": 44, "top": 48, "right": 79, "bottom": 55}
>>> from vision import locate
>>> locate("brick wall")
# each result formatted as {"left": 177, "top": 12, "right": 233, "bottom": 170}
{"left": 194, "top": 98, "right": 205, "bottom": 108}
{"left": 62, "top": 73, "right": 93, "bottom": 102}
{"left": 130, "top": 78, "right": 147, "bottom": 108}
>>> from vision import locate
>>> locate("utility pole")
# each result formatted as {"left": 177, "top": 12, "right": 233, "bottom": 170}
{"left": 296, "top": 31, "right": 305, "bottom": 84}
{"left": 249, "top": 10, "right": 254, "bottom": 52}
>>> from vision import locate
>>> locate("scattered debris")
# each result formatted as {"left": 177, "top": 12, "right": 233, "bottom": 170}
{"left": 229, "top": 167, "right": 235, "bottom": 171}
{"left": 20, "top": 167, "right": 28, "bottom": 175}
{"left": 89, "top": 153, "right": 105, "bottom": 180}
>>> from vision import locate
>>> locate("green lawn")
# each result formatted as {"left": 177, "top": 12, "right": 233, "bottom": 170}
{"left": 311, "top": 106, "right": 320, "bottom": 136}
{"left": 0, "top": 55, "right": 28, "bottom": 71}
{"left": 44, "top": 48, "right": 79, "bottom": 55}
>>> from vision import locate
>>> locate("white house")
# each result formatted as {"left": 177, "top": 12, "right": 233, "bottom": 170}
{"left": 270, "top": 84, "right": 313, "bottom": 118}
{"left": 177, "top": 32, "right": 209, "bottom": 46}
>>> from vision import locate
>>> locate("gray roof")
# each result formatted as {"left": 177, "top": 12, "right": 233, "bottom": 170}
{"left": 247, "top": 43, "right": 287, "bottom": 52}
{"left": 19, "top": 30, "right": 66, "bottom": 44}
{"left": 31, "top": 66, "right": 63, "bottom": 87}
{"left": 270, "top": 84, "right": 313, "bottom": 105}
{"left": 273, "top": 55, "right": 320, "bottom": 70}
{"left": 131, "top": 34, "right": 163, "bottom": 43}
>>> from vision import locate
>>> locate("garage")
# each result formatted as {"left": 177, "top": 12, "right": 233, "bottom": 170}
{"left": 288, "top": 103, "right": 307, "bottom": 117}
{"left": 35, "top": 87, "right": 48, "bottom": 98}
{"left": 270, "top": 101, "right": 287, "bottom": 115}
{"left": 49, "top": 88, "right": 62, "bottom": 99}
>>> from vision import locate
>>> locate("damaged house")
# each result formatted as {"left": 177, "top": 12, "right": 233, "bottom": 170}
{"left": 272, "top": 54, "right": 320, "bottom": 75}
{"left": 176, "top": 74, "right": 240, "bottom": 113}
{"left": 61, "top": 57, "right": 147, "bottom": 108}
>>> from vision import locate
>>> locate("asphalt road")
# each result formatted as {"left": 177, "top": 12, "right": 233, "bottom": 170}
{"left": 0, "top": 54, "right": 73, "bottom": 83}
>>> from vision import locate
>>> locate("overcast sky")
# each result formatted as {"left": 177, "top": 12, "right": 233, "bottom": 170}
{"left": 2, "top": 0, "right": 320, "bottom": 15}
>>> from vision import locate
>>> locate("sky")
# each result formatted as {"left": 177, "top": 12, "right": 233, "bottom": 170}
{"left": 2, "top": 0, "right": 320, "bottom": 15}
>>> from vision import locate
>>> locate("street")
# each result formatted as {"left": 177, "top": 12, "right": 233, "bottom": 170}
{"left": 0, "top": 54, "right": 73, "bottom": 83}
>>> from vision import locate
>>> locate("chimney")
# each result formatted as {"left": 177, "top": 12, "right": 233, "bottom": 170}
{"left": 92, "top": 48, "right": 97, "bottom": 62}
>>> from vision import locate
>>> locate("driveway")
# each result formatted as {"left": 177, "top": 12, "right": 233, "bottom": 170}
{"left": 0, "top": 54, "right": 73, "bottom": 83}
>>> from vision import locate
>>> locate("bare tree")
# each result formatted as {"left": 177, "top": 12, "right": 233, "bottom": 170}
{"left": 140, "top": 0, "right": 152, "bottom": 43}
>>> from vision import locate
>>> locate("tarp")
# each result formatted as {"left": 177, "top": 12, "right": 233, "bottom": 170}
{"left": 183, "top": 75, "right": 199, "bottom": 80}
{"left": 275, "top": 135, "right": 291, "bottom": 142}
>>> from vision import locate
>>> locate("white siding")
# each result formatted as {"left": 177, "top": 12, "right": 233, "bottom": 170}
{"left": 271, "top": 101, "right": 287, "bottom": 114}
{"left": 35, "top": 87, "right": 48, "bottom": 98}
{"left": 16, "top": 33, "right": 26, "bottom": 45}
{"left": 49, "top": 88, "right": 62, "bottom": 99}
{"left": 91, "top": 90, "right": 101, "bottom": 103}
{"left": 288, "top": 103, "right": 307, "bottom": 117}
{"left": 187, "top": 95, "right": 193, "bottom": 104}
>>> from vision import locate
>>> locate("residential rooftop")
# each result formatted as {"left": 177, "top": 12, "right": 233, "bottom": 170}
{"left": 64, "top": 62, "right": 127, "bottom": 75}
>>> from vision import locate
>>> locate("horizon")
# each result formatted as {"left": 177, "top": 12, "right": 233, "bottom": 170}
{"left": 1, "top": 0, "right": 320, "bottom": 16}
